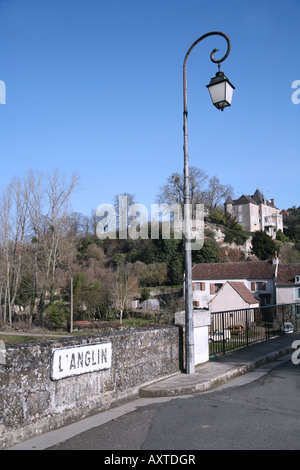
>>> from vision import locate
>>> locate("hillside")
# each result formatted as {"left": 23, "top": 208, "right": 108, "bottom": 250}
{"left": 3, "top": 210, "right": 300, "bottom": 329}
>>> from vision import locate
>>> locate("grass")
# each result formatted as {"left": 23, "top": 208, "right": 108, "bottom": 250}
{"left": 0, "top": 317, "right": 168, "bottom": 345}
{"left": 0, "top": 334, "right": 59, "bottom": 345}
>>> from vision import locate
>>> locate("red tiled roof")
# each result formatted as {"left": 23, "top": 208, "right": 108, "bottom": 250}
{"left": 276, "top": 264, "right": 300, "bottom": 286}
{"left": 229, "top": 282, "right": 259, "bottom": 305}
{"left": 192, "top": 261, "right": 276, "bottom": 281}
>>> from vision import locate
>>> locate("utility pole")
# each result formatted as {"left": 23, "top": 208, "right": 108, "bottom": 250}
{"left": 70, "top": 277, "right": 73, "bottom": 333}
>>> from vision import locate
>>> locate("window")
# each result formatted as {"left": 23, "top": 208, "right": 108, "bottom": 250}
{"left": 192, "top": 282, "right": 205, "bottom": 291}
{"left": 294, "top": 288, "right": 300, "bottom": 300}
{"left": 251, "top": 282, "right": 266, "bottom": 291}
{"left": 295, "top": 276, "right": 300, "bottom": 284}
{"left": 257, "top": 282, "right": 266, "bottom": 290}
{"left": 210, "top": 283, "right": 223, "bottom": 294}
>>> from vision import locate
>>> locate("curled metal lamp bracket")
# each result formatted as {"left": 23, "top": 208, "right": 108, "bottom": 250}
{"left": 210, "top": 48, "right": 225, "bottom": 71}
{"left": 183, "top": 31, "right": 231, "bottom": 70}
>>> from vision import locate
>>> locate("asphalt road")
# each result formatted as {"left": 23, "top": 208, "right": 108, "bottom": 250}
{"left": 48, "top": 356, "right": 300, "bottom": 451}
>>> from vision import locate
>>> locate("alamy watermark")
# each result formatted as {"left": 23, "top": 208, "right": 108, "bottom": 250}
{"left": 96, "top": 196, "right": 204, "bottom": 250}
{"left": 291, "top": 80, "right": 300, "bottom": 105}
{"left": 291, "top": 340, "right": 300, "bottom": 365}
{"left": 0, "top": 80, "right": 6, "bottom": 104}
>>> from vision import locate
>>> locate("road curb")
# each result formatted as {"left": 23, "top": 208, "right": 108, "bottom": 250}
{"left": 139, "top": 345, "right": 293, "bottom": 398}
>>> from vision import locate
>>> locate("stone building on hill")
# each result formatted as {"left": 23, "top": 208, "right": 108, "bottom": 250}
{"left": 224, "top": 189, "right": 283, "bottom": 239}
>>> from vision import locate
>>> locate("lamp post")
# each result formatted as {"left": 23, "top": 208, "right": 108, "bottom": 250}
{"left": 183, "top": 32, "right": 234, "bottom": 374}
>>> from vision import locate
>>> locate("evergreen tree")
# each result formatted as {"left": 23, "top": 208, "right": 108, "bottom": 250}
{"left": 154, "top": 236, "right": 184, "bottom": 285}
{"left": 251, "top": 231, "right": 277, "bottom": 260}
{"left": 192, "top": 239, "right": 220, "bottom": 264}
{"left": 285, "top": 206, "right": 300, "bottom": 240}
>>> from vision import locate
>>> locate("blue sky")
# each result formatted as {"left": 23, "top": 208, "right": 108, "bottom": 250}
{"left": 0, "top": 0, "right": 299, "bottom": 216}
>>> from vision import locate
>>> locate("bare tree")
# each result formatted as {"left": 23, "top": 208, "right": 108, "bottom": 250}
{"left": 113, "top": 260, "right": 139, "bottom": 324}
{"left": 9, "top": 177, "right": 30, "bottom": 310}
{"left": 39, "top": 169, "right": 80, "bottom": 311}
{"left": 113, "top": 192, "right": 136, "bottom": 232}
{"left": 0, "top": 186, "right": 12, "bottom": 324}
{"left": 68, "top": 212, "right": 91, "bottom": 237}
{"left": 203, "top": 175, "right": 234, "bottom": 214}
{"left": 156, "top": 167, "right": 207, "bottom": 211}
{"left": 26, "top": 170, "right": 44, "bottom": 316}
{"left": 0, "top": 169, "right": 81, "bottom": 325}
{"left": 0, "top": 177, "right": 30, "bottom": 323}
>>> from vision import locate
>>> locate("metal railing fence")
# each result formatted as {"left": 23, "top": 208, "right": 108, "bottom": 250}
{"left": 209, "top": 303, "right": 300, "bottom": 356}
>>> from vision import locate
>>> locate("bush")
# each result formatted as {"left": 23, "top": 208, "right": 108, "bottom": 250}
{"left": 140, "top": 287, "right": 150, "bottom": 301}
{"left": 45, "top": 302, "right": 68, "bottom": 329}
{"left": 251, "top": 231, "right": 278, "bottom": 260}
{"left": 235, "top": 232, "right": 248, "bottom": 245}
{"left": 210, "top": 211, "right": 225, "bottom": 225}
{"left": 276, "top": 230, "right": 289, "bottom": 243}
{"left": 138, "top": 262, "right": 168, "bottom": 287}
{"left": 193, "top": 239, "right": 220, "bottom": 264}
{"left": 224, "top": 228, "right": 234, "bottom": 243}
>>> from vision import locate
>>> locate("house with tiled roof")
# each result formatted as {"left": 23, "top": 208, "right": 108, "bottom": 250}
{"left": 191, "top": 257, "right": 300, "bottom": 311}
{"left": 224, "top": 189, "right": 283, "bottom": 239}
{"left": 276, "top": 264, "right": 300, "bottom": 304}
{"left": 208, "top": 281, "right": 260, "bottom": 312}
{"left": 191, "top": 259, "right": 277, "bottom": 309}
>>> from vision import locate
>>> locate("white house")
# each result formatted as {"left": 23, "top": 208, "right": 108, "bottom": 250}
{"left": 208, "top": 281, "right": 260, "bottom": 312}
{"left": 207, "top": 281, "right": 259, "bottom": 330}
{"left": 275, "top": 264, "right": 300, "bottom": 304}
{"left": 191, "top": 259, "right": 277, "bottom": 310}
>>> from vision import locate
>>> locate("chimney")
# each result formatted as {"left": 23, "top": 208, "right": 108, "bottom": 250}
{"left": 270, "top": 198, "right": 274, "bottom": 206}
{"left": 273, "top": 251, "right": 279, "bottom": 283}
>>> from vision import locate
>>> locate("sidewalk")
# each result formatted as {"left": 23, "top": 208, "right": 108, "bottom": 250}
{"left": 139, "top": 331, "right": 300, "bottom": 397}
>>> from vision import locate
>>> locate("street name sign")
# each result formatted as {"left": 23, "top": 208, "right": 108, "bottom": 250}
{"left": 51, "top": 342, "right": 112, "bottom": 380}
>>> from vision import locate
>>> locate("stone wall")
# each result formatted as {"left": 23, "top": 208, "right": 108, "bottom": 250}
{"left": 0, "top": 325, "right": 180, "bottom": 449}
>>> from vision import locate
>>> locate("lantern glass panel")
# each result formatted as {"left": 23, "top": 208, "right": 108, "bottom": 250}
{"left": 207, "top": 72, "right": 234, "bottom": 111}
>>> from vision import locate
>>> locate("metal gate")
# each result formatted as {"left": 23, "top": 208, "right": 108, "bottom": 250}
{"left": 209, "top": 303, "right": 300, "bottom": 356}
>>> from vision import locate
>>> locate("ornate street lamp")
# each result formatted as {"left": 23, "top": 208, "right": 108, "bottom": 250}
{"left": 183, "top": 32, "right": 234, "bottom": 374}
{"left": 207, "top": 68, "right": 235, "bottom": 110}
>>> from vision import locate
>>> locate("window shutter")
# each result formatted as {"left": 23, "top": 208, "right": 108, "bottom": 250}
{"left": 251, "top": 282, "right": 255, "bottom": 291}
{"left": 210, "top": 284, "right": 215, "bottom": 295}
